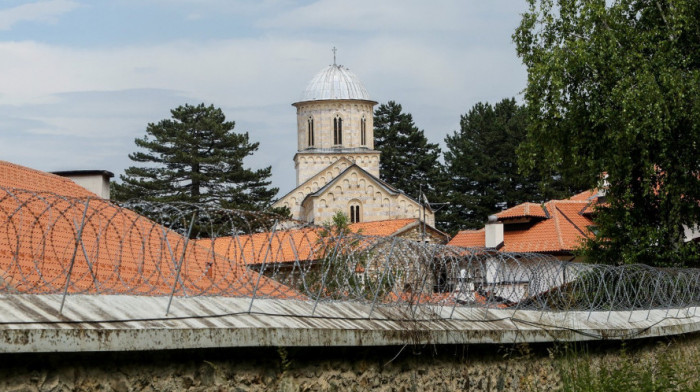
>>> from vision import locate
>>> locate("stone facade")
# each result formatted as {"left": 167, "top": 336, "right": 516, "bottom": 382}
{"left": 276, "top": 158, "right": 354, "bottom": 221}
{"left": 276, "top": 160, "right": 435, "bottom": 226}
{"left": 294, "top": 100, "right": 375, "bottom": 152}
{"left": 292, "top": 97, "right": 378, "bottom": 186}
{"left": 294, "top": 150, "right": 380, "bottom": 187}
{"left": 301, "top": 166, "right": 435, "bottom": 226}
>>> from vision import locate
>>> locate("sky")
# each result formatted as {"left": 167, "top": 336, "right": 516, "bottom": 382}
{"left": 0, "top": 0, "right": 529, "bottom": 195}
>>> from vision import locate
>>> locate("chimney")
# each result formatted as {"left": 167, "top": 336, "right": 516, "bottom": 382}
{"left": 485, "top": 215, "right": 504, "bottom": 249}
{"left": 52, "top": 170, "right": 114, "bottom": 199}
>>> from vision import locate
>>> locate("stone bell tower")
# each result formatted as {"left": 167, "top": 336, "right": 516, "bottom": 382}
{"left": 292, "top": 58, "right": 380, "bottom": 186}
{"left": 273, "top": 53, "right": 435, "bottom": 227}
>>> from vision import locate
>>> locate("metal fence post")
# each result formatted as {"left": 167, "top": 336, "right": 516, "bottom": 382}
{"left": 368, "top": 237, "right": 396, "bottom": 320}
{"left": 248, "top": 221, "right": 277, "bottom": 313}
{"left": 165, "top": 211, "right": 197, "bottom": 316}
{"left": 311, "top": 233, "right": 344, "bottom": 317}
{"left": 59, "top": 197, "right": 91, "bottom": 315}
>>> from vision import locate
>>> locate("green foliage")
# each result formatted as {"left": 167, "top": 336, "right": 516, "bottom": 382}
{"left": 442, "top": 98, "right": 571, "bottom": 232}
{"left": 514, "top": 0, "right": 700, "bottom": 266}
{"left": 373, "top": 101, "right": 446, "bottom": 204}
{"left": 557, "top": 342, "right": 698, "bottom": 392}
{"left": 113, "top": 103, "right": 280, "bottom": 213}
{"left": 277, "top": 346, "right": 292, "bottom": 374}
{"left": 301, "top": 211, "right": 394, "bottom": 301}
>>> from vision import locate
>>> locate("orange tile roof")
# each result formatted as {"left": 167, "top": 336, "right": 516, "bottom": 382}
{"left": 448, "top": 229, "right": 484, "bottom": 248}
{"left": 205, "top": 218, "right": 422, "bottom": 266}
{"left": 0, "top": 162, "right": 299, "bottom": 299}
{"left": 0, "top": 160, "right": 95, "bottom": 198}
{"left": 568, "top": 189, "right": 599, "bottom": 201}
{"left": 448, "top": 197, "right": 596, "bottom": 254}
{"left": 205, "top": 228, "right": 323, "bottom": 266}
{"left": 348, "top": 218, "right": 417, "bottom": 236}
{"left": 496, "top": 202, "right": 548, "bottom": 219}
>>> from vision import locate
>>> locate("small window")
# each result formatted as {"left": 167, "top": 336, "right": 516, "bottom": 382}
{"left": 350, "top": 204, "right": 361, "bottom": 223}
{"left": 360, "top": 117, "right": 366, "bottom": 145}
{"left": 334, "top": 116, "right": 343, "bottom": 145}
{"left": 307, "top": 117, "right": 314, "bottom": 147}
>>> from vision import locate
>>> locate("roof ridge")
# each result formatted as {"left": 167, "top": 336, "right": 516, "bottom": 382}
{"left": 0, "top": 160, "right": 81, "bottom": 184}
{"left": 457, "top": 228, "right": 485, "bottom": 233}
{"left": 550, "top": 202, "right": 564, "bottom": 249}
{"left": 554, "top": 204, "right": 590, "bottom": 240}
{"left": 304, "top": 163, "right": 407, "bottom": 204}
{"left": 0, "top": 160, "right": 98, "bottom": 198}
{"left": 350, "top": 217, "right": 415, "bottom": 225}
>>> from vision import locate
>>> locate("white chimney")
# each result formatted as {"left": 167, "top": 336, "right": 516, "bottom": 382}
{"left": 485, "top": 215, "right": 504, "bottom": 249}
{"left": 52, "top": 170, "right": 114, "bottom": 199}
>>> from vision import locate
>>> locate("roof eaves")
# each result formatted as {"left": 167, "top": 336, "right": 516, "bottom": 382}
{"left": 391, "top": 220, "right": 420, "bottom": 237}
{"left": 302, "top": 164, "right": 400, "bottom": 204}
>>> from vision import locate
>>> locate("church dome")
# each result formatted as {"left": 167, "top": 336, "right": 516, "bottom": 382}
{"left": 298, "top": 64, "right": 372, "bottom": 102}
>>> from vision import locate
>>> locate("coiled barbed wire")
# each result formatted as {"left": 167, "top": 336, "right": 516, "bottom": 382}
{"left": 1, "top": 187, "right": 699, "bottom": 320}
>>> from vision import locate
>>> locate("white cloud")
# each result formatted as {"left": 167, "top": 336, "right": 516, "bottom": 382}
{"left": 258, "top": 0, "right": 508, "bottom": 34}
{"left": 0, "top": 0, "right": 79, "bottom": 30}
{"left": 0, "top": 1, "right": 528, "bottom": 194}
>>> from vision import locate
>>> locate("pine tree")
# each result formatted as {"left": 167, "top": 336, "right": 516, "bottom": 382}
{"left": 373, "top": 101, "right": 445, "bottom": 203}
{"left": 442, "top": 99, "right": 566, "bottom": 233}
{"left": 113, "top": 103, "right": 279, "bottom": 212}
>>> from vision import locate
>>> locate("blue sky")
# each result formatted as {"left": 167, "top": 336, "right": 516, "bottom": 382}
{"left": 0, "top": 0, "right": 529, "bottom": 194}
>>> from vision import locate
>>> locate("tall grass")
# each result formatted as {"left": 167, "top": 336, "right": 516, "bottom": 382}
{"left": 556, "top": 340, "right": 700, "bottom": 392}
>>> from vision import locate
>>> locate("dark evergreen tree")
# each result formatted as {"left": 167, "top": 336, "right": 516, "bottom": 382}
{"left": 442, "top": 99, "right": 566, "bottom": 233}
{"left": 373, "top": 101, "right": 445, "bottom": 204}
{"left": 113, "top": 103, "right": 279, "bottom": 212}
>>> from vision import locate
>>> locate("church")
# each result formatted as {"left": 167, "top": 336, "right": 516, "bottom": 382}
{"left": 272, "top": 59, "right": 435, "bottom": 227}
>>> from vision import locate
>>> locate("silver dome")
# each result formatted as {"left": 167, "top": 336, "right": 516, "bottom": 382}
{"left": 298, "top": 64, "right": 372, "bottom": 102}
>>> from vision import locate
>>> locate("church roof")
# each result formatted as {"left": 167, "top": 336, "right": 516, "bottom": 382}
{"left": 301, "top": 163, "right": 433, "bottom": 213}
{"left": 273, "top": 157, "right": 355, "bottom": 205}
{"left": 297, "top": 64, "right": 373, "bottom": 102}
{"left": 303, "top": 163, "right": 399, "bottom": 203}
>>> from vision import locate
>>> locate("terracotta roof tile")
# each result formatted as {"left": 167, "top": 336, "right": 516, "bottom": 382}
{"left": 0, "top": 160, "right": 96, "bottom": 198}
{"left": 448, "top": 196, "right": 596, "bottom": 254}
{"left": 568, "top": 189, "right": 599, "bottom": 201}
{"left": 447, "top": 229, "right": 485, "bottom": 248}
{"left": 496, "top": 203, "right": 548, "bottom": 219}
{"left": 205, "top": 218, "right": 420, "bottom": 266}
{"left": 348, "top": 218, "right": 416, "bottom": 236}
{"left": 0, "top": 161, "right": 300, "bottom": 299}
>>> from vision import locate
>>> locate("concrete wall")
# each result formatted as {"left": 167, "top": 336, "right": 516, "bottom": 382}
{"left": 2, "top": 333, "right": 699, "bottom": 392}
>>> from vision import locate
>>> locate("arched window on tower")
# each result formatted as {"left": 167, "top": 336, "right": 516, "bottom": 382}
{"left": 349, "top": 203, "right": 361, "bottom": 223}
{"left": 360, "top": 117, "right": 367, "bottom": 146}
{"left": 307, "top": 117, "right": 314, "bottom": 147}
{"left": 333, "top": 115, "right": 343, "bottom": 145}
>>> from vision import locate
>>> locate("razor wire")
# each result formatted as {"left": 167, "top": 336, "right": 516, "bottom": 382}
{"left": 1, "top": 187, "right": 700, "bottom": 321}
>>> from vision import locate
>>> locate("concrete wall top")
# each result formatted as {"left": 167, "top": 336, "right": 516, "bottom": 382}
{"left": 0, "top": 294, "right": 699, "bottom": 353}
